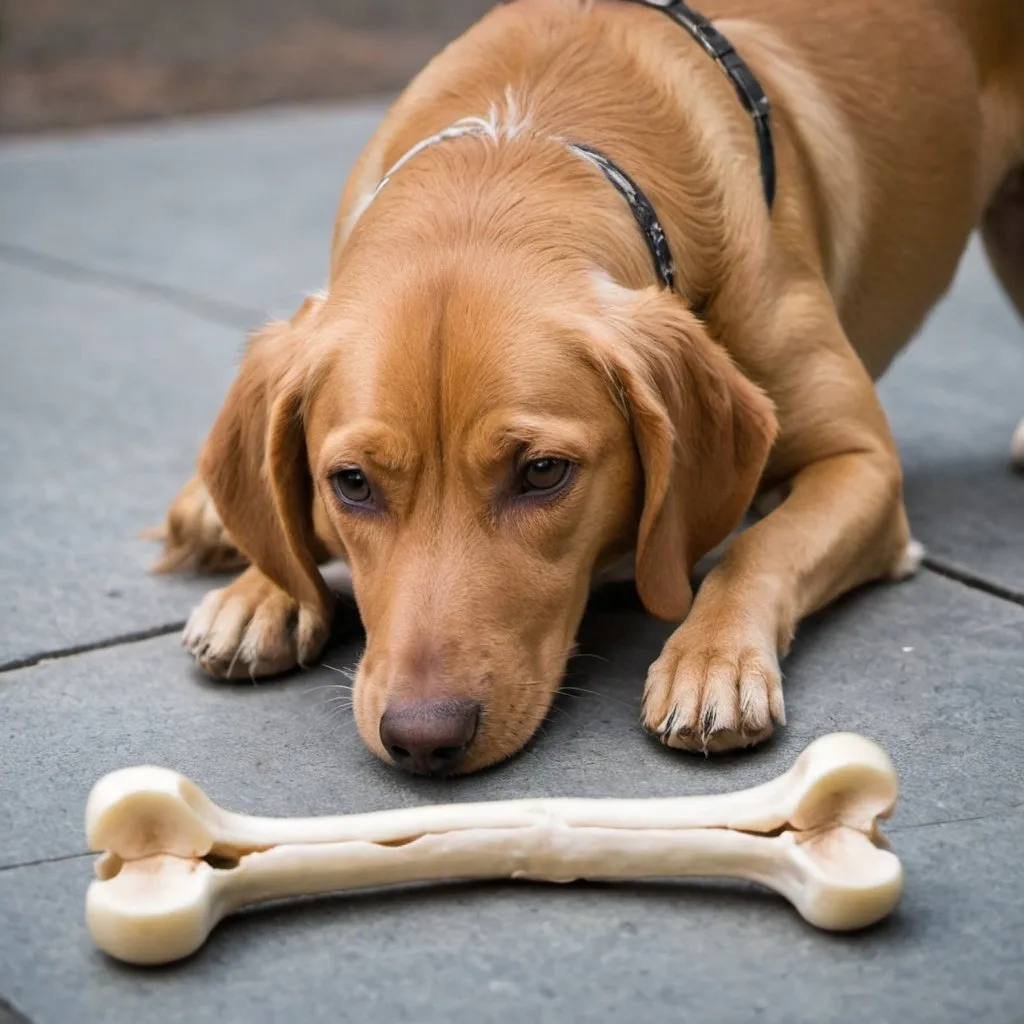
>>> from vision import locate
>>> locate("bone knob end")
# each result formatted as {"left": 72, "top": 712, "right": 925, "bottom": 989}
{"left": 86, "top": 855, "right": 220, "bottom": 966}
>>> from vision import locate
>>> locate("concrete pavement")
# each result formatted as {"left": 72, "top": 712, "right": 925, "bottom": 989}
{"left": 1, "top": 103, "right": 1022, "bottom": 1023}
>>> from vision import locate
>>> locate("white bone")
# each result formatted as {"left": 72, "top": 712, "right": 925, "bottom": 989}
{"left": 88, "top": 823, "right": 900, "bottom": 966}
{"left": 86, "top": 733, "right": 897, "bottom": 856}
{"left": 84, "top": 734, "right": 903, "bottom": 964}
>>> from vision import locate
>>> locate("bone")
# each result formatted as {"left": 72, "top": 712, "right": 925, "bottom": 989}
{"left": 84, "top": 733, "right": 903, "bottom": 965}
{"left": 88, "top": 822, "right": 901, "bottom": 966}
{"left": 86, "top": 733, "right": 897, "bottom": 857}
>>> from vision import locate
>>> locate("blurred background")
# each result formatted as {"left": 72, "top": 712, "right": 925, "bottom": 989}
{"left": 0, "top": 0, "right": 495, "bottom": 134}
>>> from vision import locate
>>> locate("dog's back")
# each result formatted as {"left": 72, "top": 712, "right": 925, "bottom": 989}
{"left": 336, "top": 0, "right": 1023, "bottom": 379}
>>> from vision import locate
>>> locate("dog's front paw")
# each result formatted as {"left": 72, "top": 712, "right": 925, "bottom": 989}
{"left": 183, "top": 567, "right": 330, "bottom": 680}
{"left": 642, "top": 627, "right": 785, "bottom": 754}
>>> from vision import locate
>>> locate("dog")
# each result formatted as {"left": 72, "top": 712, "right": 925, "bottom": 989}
{"left": 156, "top": 0, "right": 1024, "bottom": 775}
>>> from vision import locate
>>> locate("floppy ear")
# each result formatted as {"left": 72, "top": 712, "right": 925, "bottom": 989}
{"left": 198, "top": 296, "right": 331, "bottom": 616}
{"left": 597, "top": 288, "right": 778, "bottom": 621}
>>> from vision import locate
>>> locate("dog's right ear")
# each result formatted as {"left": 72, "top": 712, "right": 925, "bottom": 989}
{"left": 582, "top": 283, "right": 777, "bottom": 622}
{"left": 198, "top": 296, "right": 331, "bottom": 617}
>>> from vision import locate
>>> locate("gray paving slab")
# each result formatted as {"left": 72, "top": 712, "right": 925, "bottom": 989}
{"left": 1, "top": 571, "right": 1022, "bottom": 1022}
{"left": 0, "top": 103, "right": 385, "bottom": 317}
{"left": 879, "top": 238, "right": 1024, "bottom": 597}
{"left": 0, "top": 260, "right": 240, "bottom": 667}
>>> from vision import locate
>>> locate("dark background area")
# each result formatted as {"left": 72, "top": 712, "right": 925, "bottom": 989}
{"left": 0, "top": 0, "right": 495, "bottom": 133}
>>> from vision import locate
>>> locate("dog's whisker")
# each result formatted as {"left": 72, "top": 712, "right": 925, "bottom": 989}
{"left": 323, "top": 699, "right": 355, "bottom": 712}
{"left": 567, "top": 652, "right": 611, "bottom": 664}
{"left": 304, "top": 682, "right": 355, "bottom": 695}
{"left": 323, "top": 688, "right": 356, "bottom": 704}
{"left": 557, "top": 684, "right": 638, "bottom": 712}
{"left": 319, "top": 662, "right": 358, "bottom": 680}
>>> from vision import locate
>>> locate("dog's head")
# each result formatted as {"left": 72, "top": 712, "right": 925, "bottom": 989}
{"left": 200, "top": 222, "right": 775, "bottom": 775}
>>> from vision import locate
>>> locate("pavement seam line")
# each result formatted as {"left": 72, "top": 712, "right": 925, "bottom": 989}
{"left": 0, "top": 240, "right": 261, "bottom": 330}
{"left": 0, "top": 622, "right": 185, "bottom": 674}
{"left": 887, "top": 802, "right": 1024, "bottom": 834}
{"left": 922, "top": 556, "right": 1024, "bottom": 607}
{"left": 0, "top": 563, "right": 1016, "bottom": 675}
{"left": 2, "top": 559, "right": 1018, "bottom": 675}
{"left": 0, "top": 994, "right": 36, "bottom": 1024}
{"left": 0, "top": 851, "right": 94, "bottom": 875}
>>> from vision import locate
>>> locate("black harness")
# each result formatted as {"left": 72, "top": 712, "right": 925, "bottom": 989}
{"left": 513, "top": 0, "right": 776, "bottom": 291}
{"left": 379, "top": 1, "right": 776, "bottom": 294}
{"left": 565, "top": 141, "right": 680, "bottom": 289}
{"left": 623, "top": 0, "right": 776, "bottom": 210}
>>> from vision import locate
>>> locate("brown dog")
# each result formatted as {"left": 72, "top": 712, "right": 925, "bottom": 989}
{"left": 158, "top": 0, "right": 1024, "bottom": 774}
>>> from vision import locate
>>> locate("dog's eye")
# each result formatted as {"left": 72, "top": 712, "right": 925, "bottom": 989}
{"left": 332, "top": 468, "right": 373, "bottom": 507}
{"left": 520, "top": 458, "right": 573, "bottom": 495}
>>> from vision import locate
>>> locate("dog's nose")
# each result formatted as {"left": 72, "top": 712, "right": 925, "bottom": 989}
{"left": 379, "top": 699, "right": 481, "bottom": 776}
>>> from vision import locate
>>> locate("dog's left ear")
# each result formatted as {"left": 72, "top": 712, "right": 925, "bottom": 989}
{"left": 592, "top": 287, "right": 778, "bottom": 621}
{"left": 198, "top": 295, "right": 330, "bottom": 615}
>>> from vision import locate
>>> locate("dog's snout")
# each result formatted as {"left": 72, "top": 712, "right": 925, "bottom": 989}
{"left": 379, "top": 699, "right": 481, "bottom": 776}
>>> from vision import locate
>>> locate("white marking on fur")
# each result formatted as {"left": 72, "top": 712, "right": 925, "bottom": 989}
{"left": 590, "top": 269, "right": 639, "bottom": 306}
{"left": 349, "top": 89, "right": 534, "bottom": 229}
{"left": 373, "top": 119, "right": 496, "bottom": 197}
{"left": 499, "top": 84, "right": 534, "bottom": 140}
{"left": 717, "top": 19, "right": 866, "bottom": 305}
{"left": 342, "top": 189, "right": 377, "bottom": 238}
{"left": 335, "top": 143, "right": 388, "bottom": 247}
{"left": 585, "top": 272, "right": 642, "bottom": 419}
{"left": 892, "top": 539, "right": 926, "bottom": 581}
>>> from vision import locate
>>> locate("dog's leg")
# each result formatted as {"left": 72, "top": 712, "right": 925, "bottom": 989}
{"left": 148, "top": 476, "right": 247, "bottom": 574}
{"left": 981, "top": 165, "right": 1024, "bottom": 468}
{"left": 643, "top": 284, "right": 918, "bottom": 753}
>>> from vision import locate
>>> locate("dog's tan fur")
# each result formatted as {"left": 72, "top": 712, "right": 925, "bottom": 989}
{"left": 164, "top": 0, "right": 1024, "bottom": 771}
